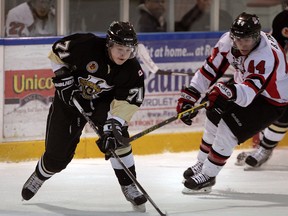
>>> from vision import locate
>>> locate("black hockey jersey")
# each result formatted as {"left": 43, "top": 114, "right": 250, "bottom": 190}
{"left": 49, "top": 33, "right": 145, "bottom": 122}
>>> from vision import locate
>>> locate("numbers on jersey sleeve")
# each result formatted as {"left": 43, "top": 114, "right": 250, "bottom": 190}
{"left": 127, "top": 87, "right": 144, "bottom": 103}
{"left": 248, "top": 60, "right": 265, "bottom": 74}
{"left": 54, "top": 41, "right": 71, "bottom": 59}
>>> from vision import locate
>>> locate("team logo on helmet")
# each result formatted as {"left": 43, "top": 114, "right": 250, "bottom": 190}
{"left": 252, "top": 17, "right": 259, "bottom": 24}
{"left": 86, "top": 61, "right": 98, "bottom": 73}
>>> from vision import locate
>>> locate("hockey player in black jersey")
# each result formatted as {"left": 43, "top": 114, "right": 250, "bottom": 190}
{"left": 21, "top": 21, "right": 147, "bottom": 212}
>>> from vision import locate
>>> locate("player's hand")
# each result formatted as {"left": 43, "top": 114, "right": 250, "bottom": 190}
{"left": 52, "top": 68, "right": 78, "bottom": 106}
{"left": 176, "top": 86, "right": 201, "bottom": 125}
{"left": 96, "top": 119, "right": 123, "bottom": 156}
{"left": 206, "top": 82, "right": 236, "bottom": 113}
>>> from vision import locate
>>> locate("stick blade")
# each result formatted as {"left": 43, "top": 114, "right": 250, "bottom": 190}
{"left": 137, "top": 43, "right": 159, "bottom": 74}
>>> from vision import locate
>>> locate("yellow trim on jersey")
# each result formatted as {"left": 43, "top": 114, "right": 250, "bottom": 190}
{"left": 48, "top": 50, "right": 65, "bottom": 65}
{"left": 110, "top": 99, "right": 139, "bottom": 122}
{"left": 115, "top": 145, "right": 132, "bottom": 156}
{"left": 268, "top": 124, "right": 288, "bottom": 133}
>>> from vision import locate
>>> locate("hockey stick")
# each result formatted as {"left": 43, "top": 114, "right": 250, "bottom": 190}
{"left": 138, "top": 43, "right": 191, "bottom": 76}
{"left": 112, "top": 101, "right": 208, "bottom": 145}
{"left": 72, "top": 98, "right": 167, "bottom": 216}
{"left": 137, "top": 43, "right": 233, "bottom": 78}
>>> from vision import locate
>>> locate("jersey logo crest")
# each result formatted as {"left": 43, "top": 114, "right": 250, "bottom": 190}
{"left": 78, "top": 75, "right": 114, "bottom": 99}
{"left": 86, "top": 61, "right": 98, "bottom": 73}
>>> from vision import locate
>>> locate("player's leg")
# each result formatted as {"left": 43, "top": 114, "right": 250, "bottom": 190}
{"left": 183, "top": 118, "right": 236, "bottom": 194}
{"left": 92, "top": 102, "right": 147, "bottom": 211}
{"left": 183, "top": 97, "right": 286, "bottom": 194}
{"left": 109, "top": 144, "right": 147, "bottom": 212}
{"left": 182, "top": 109, "right": 221, "bottom": 182}
{"left": 22, "top": 94, "right": 86, "bottom": 200}
{"left": 245, "top": 108, "right": 288, "bottom": 167}
{"left": 182, "top": 120, "right": 215, "bottom": 182}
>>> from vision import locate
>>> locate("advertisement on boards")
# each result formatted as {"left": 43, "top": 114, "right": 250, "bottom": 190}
{"left": 3, "top": 33, "right": 223, "bottom": 141}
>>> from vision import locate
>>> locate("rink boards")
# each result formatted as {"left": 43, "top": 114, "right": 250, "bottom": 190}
{"left": 0, "top": 33, "right": 287, "bottom": 162}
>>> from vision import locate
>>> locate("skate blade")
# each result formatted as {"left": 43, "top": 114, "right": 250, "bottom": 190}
{"left": 131, "top": 203, "right": 146, "bottom": 212}
{"left": 182, "top": 186, "right": 212, "bottom": 194}
{"left": 235, "top": 160, "right": 246, "bottom": 166}
{"left": 235, "top": 152, "right": 248, "bottom": 166}
{"left": 244, "top": 165, "right": 262, "bottom": 171}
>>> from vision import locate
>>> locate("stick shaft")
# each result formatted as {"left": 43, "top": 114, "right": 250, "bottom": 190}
{"left": 73, "top": 98, "right": 166, "bottom": 216}
{"left": 113, "top": 102, "right": 208, "bottom": 144}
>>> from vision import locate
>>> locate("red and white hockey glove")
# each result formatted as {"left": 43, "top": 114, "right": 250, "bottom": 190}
{"left": 207, "top": 82, "right": 236, "bottom": 113}
{"left": 176, "top": 86, "right": 201, "bottom": 125}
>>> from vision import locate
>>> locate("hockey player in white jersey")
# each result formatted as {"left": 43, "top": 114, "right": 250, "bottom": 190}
{"left": 235, "top": 2, "right": 288, "bottom": 168}
{"left": 176, "top": 12, "right": 288, "bottom": 193}
{"left": 5, "top": 0, "right": 56, "bottom": 37}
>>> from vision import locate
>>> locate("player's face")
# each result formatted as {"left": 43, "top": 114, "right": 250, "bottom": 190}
{"left": 32, "top": 0, "right": 51, "bottom": 18}
{"left": 233, "top": 37, "right": 256, "bottom": 55}
{"left": 109, "top": 44, "right": 133, "bottom": 65}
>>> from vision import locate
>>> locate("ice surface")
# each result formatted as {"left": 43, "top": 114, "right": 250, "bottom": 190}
{"left": 0, "top": 149, "right": 287, "bottom": 216}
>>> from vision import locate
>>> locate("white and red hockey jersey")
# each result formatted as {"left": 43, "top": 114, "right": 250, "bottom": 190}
{"left": 5, "top": 2, "right": 56, "bottom": 37}
{"left": 190, "top": 31, "right": 288, "bottom": 107}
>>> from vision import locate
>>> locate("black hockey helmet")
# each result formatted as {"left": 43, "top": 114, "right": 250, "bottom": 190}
{"left": 230, "top": 12, "right": 261, "bottom": 40}
{"left": 107, "top": 21, "right": 138, "bottom": 47}
{"left": 107, "top": 21, "right": 138, "bottom": 58}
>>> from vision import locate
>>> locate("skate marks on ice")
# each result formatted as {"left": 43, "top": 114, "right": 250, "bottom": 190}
{"left": 17, "top": 190, "right": 288, "bottom": 216}
{"left": 12, "top": 203, "right": 150, "bottom": 216}
{"left": 244, "top": 164, "right": 288, "bottom": 171}
{"left": 172, "top": 190, "right": 288, "bottom": 216}
{"left": 1, "top": 149, "right": 288, "bottom": 216}
{"left": 197, "top": 189, "right": 288, "bottom": 207}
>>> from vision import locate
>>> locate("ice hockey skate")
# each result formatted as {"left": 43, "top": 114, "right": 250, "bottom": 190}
{"left": 121, "top": 183, "right": 147, "bottom": 212}
{"left": 182, "top": 173, "right": 216, "bottom": 194}
{"left": 182, "top": 161, "right": 203, "bottom": 183}
{"left": 235, "top": 151, "right": 250, "bottom": 166}
{"left": 21, "top": 171, "right": 45, "bottom": 201}
{"left": 245, "top": 146, "right": 273, "bottom": 168}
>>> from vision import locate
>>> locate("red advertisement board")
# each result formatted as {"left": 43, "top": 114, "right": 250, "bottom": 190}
{"left": 5, "top": 69, "right": 54, "bottom": 105}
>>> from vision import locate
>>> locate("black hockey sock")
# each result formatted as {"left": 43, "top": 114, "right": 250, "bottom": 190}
{"left": 114, "top": 165, "right": 136, "bottom": 186}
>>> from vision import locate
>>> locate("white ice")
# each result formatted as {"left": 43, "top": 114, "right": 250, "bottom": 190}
{"left": 0, "top": 148, "right": 288, "bottom": 216}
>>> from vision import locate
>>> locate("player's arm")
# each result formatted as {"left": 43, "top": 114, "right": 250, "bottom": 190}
{"left": 96, "top": 71, "right": 145, "bottom": 155}
{"left": 190, "top": 34, "right": 231, "bottom": 93}
{"left": 5, "top": 4, "right": 34, "bottom": 37}
{"left": 5, "top": 13, "right": 30, "bottom": 37}
{"left": 47, "top": 51, "right": 79, "bottom": 106}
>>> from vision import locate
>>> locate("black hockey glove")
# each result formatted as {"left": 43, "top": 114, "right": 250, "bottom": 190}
{"left": 176, "top": 86, "right": 201, "bottom": 125}
{"left": 206, "top": 82, "right": 236, "bottom": 114}
{"left": 96, "top": 119, "right": 124, "bottom": 155}
{"left": 52, "top": 68, "right": 79, "bottom": 106}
